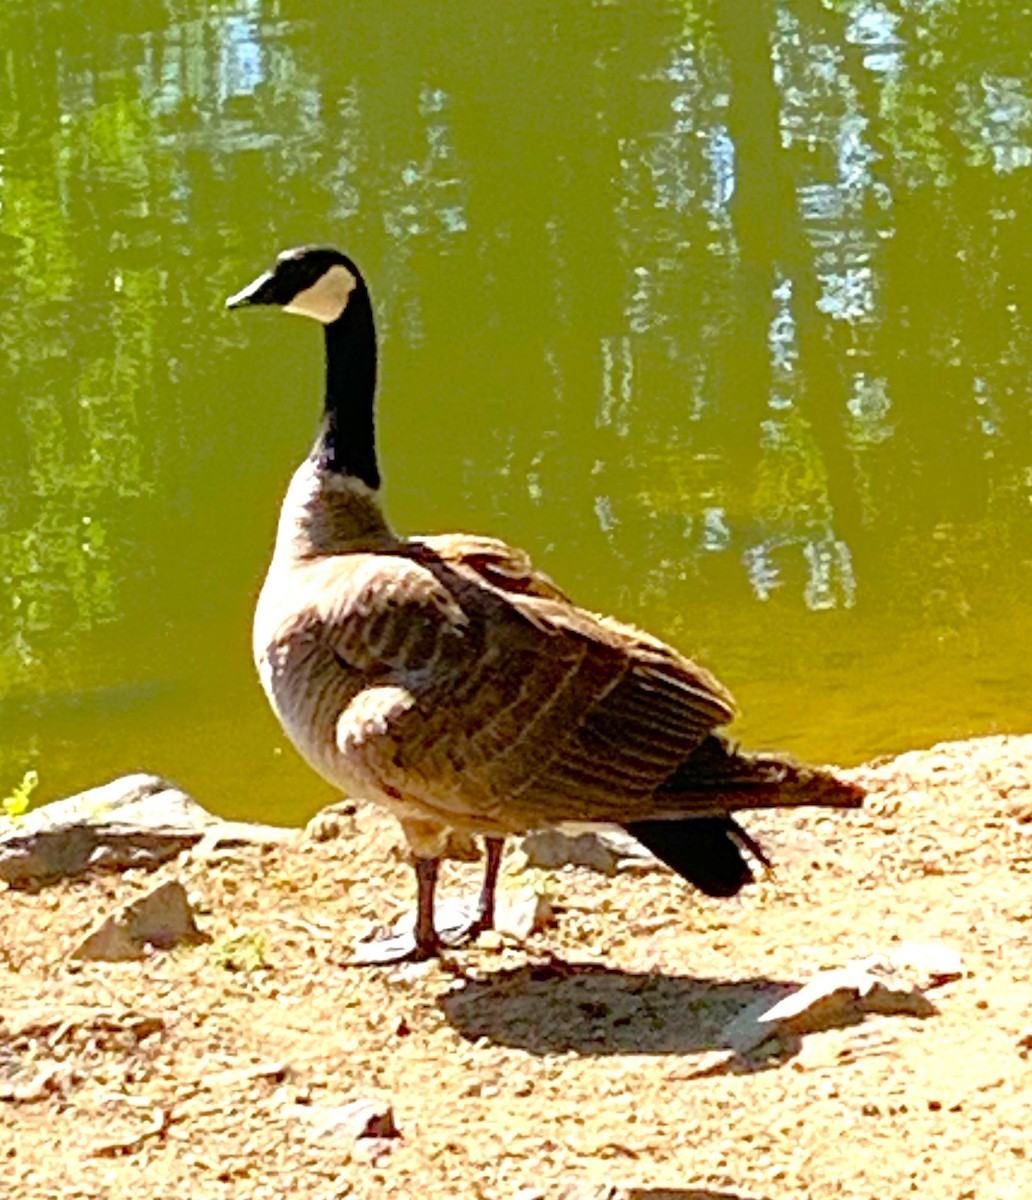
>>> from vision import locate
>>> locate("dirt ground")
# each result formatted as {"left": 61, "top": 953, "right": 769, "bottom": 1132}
{"left": 3, "top": 735, "right": 1032, "bottom": 1200}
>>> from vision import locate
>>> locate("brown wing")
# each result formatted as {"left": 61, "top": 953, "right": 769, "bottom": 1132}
{"left": 322, "top": 534, "right": 737, "bottom": 831}
{"left": 317, "top": 552, "right": 471, "bottom": 675}
{"left": 410, "top": 533, "right": 572, "bottom": 602}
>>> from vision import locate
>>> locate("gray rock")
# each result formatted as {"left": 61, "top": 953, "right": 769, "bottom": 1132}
{"left": 862, "top": 941, "right": 965, "bottom": 990}
{"left": 307, "top": 1097, "right": 400, "bottom": 1142}
{"left": 70, "top": 879, "right": 206, "bottom": 961}
{"left": 495, "top": 887, "right": 555, "bottom": 940}
{"left": 518, "top": 828, "right": 658, "bottom": 875}
{"left": 724, "top": 951, "right": 946, "bottom": 1057}
{"left": 0, "top": 774, "right": 294, "bottom": 889}
{"left": 0, "top": 1062, "right": 71, "bottom": 1103}
{"left": 1, "top": 1006, "right": 165, "bottom": 1045}
{"left": 304, "top": 800, "right": 360, "bottom": 842}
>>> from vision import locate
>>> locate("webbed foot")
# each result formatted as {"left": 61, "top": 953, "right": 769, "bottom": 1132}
{"left": 352, "top": 897, "right": 477, "bottom": 964}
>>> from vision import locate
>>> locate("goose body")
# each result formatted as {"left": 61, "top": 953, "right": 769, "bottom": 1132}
{"left": 229, "top": 246, "right": 863, "bottom": 961}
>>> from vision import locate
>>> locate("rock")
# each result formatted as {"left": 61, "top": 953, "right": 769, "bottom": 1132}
{"left": 0, "top": 1008, "right": 165, "bottom": 1103}
{"left": 495, "top": 887, "right": 555, "bottom": 940}
{"left": 851, "top": 974, "right": 937, "bottom": 1019}
{"left": 313, "top": 1097, "right": 400, "bottom": 1165}
{"left": 0, "top": 1062, "right": 71, "bottom": 1103}
{"left": 1, "top": 1007, "right": 165, "bottom": 1047}
{"left": 203, "top": 1062, "right": 292, "bottom": 1090}
{"left": 307, "top": 1097, "right": 401, "bottom": 1157}
{"left": 592, "top": 827, "right": 665, "bottom": 867}
{"left": 518, "top": 830, "right": 621, "bottom": 874}
{"left": 0, "top": 774, "right": 294, "bottom": 889}
{"left": 865, "top": 942, "right": 966, "bottom": 989}
{"left": 517, "top": 828, "right": 658, "bottom": 874}
{"left": 190, "top": 820, "right": 294, "bottom": 857}
{"left": 70, "top": 880, "right": 206, "bottom": 962}
{"left": 555, "top": 1187, "right": 625, "bottom": 1200}
{"left": 724, "top": 949, "right": 946, "bottom": 1056}
{"left": 91, "top": 1105, "right": 171, "bottom": 1158}
{"left": 304, "top": 800, "right": 360, "bottom": 842}
{"left": 517, "top": 828, "right": 663, "bottom": 875}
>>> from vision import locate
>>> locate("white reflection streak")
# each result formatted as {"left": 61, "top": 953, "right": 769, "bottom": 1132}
{"left": 973, "top": 376, "right": 1002, "bottom": 447}
{"left": 845, "top": 2, "right": 904, "bottom": 76}
{"left": 705, "top": 124, "right": 736, "bottom": 211}
{"left": 768, "top": 274, "right": 798, "bottom": 391}
{"left": 804, "top": 538, "right": 857, "bottom": 611}
{"left": 743, "top": 543, "right": 781, "bottom": 601}
{"left": 979, "top": 76, "right": 1032, "bottom": 175}
{"left": 594, "top": 495, "right": 618, "bottom": 534}
{"left": 383, "top": 86, "right": 469, "bottom": 245}
{"left": 702, "top": 507, "right": 731, "bottom": 552}
{"left": 847, "top": 372, "right": 894, "bottom": 446}
{"left": 328, "top": 84, "right": 361, "bottom": 223}
{"left": 597, "top": 335, "right": 633, "bottom": 437}
{"left": 815, "top": 113, "right": 881, "bottom": 322}
{"left": 217, "top": 4, "right": 264, "bottom": 103}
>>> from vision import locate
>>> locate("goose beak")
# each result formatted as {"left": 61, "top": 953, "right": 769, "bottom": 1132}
{"left": 225, "top": 270, "right": 277, "bottom": 310}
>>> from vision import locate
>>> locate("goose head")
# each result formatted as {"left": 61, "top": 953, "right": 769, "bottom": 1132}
{"left": 226, "top": 245, "right": 383, "bottom": 497}
{"left": 226, "top": 246, "right": 363, "bottom": 325}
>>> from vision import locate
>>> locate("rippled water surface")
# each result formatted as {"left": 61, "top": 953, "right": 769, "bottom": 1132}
{"left": 3, "top": 1, "right": 1032, "bottom": 821}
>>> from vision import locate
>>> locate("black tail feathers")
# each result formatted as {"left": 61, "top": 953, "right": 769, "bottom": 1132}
{"left": 622, "top": 815, "right": 771, "bottom": 898}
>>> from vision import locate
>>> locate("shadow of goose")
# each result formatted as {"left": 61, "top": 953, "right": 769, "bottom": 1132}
{"left": 439, "top": 957, "right": 798, "bottom": 1057}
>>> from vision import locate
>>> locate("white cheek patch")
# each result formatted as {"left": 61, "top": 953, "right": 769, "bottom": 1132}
{"left": 284, "top": 264, "right": 358, "bottom": 323}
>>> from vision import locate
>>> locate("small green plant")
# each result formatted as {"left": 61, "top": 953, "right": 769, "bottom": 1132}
{"left": 212, "top": 931, "right": 270, "bottom": 973}
{"left": 2, "top": 770, "right": 39, "bottom": 821}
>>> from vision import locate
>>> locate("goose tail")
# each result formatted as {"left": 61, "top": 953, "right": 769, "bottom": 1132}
{"left": 621, "top": 733, "right": 863, "bottom": 897}
{"left": 622, "top": 815, "right": 769, "bottom": 897}
{"left": 655, "top": 732, "right": 864, "bottom": 812}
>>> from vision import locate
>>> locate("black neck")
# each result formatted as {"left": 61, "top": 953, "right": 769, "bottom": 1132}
{"left": 313, "top": 283, "right": 380, "bottom": 490}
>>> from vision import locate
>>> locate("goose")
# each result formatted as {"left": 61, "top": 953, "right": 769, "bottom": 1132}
{"left": 226, "top": 246, "right": 864, "bottom": 963}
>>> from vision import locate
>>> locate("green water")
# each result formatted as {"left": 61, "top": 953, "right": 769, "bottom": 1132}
{"left": 3, "top": 0, "right": 1032, "bottom": 824}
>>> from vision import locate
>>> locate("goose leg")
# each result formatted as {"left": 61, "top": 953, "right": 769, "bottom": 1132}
{"left": 442, "top": 836, "right": 505, "bottom": 946}
{"left": 475, "top": 835, "right": 505, "bottom": 932}
{"left": 352, "top": 838, "right": 505, "bottom": 963}
{"left": 413, "top": 855, "right": 442, "bottom": 957}
{"left": 353, "top": 855, "right": 444, "bottom": 964}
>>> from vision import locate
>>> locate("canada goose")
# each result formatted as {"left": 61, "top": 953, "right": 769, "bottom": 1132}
{"left": 227, "top": 246, "right": 864, "bottom": 963}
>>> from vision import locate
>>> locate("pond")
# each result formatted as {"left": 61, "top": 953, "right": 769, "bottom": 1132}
{"left": 2, "top": 0, "right": 1031, "bottom": 823}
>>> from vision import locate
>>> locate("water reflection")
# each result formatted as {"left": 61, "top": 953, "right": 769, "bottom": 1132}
{"left": 1, "top": 0, "right": 1031, "bottom": 816}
